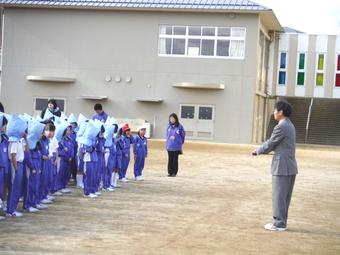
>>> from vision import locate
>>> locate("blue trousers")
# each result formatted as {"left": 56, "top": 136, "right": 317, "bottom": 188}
{"left": 57, "top": 158, "right": 71, "bottom": 190}
{"left": 7, "top": 162, "right": 24, "bottom": 214}
{"left": 134, "top": 155, "right": 145, "bottom": 178}
{"left": 95, "top": 153, "right": 104, "bottom": 191}
{"left": 24, "top": 168, "right": 40, "bottom": 209}
{"left": 104, "top": 152, "right": 113, "bottom": 189}
{"left": 40, "top": 160, "right": 51, "bottom": 200}
{"left": 119, "top": 154, "right": 130, "bottom": 179}
{"left": 0, "top": 167, "right": 4, "bottom": 199}
{"left": 83, "top": 161, "right": 95, "bottom": 196}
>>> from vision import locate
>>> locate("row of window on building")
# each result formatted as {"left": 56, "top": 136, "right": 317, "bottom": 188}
{"left": 158, "top": 25, "right": 246, "bottom": 58}
{"left": 278, "top": 52, "right": 340, "bottom": 87}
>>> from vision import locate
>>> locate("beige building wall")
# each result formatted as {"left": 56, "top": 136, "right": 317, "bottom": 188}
{"left": 0, "top": 8, "right": 268, "bottom": 143}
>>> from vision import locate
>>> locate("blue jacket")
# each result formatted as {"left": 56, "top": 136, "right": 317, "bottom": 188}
{"left": 58, "top": 136, "right": 74, "bottom": 161}
{"left": 166, "top": 124, "right": 185, "bottom": 151}
{"left": 0, "top": 134, "right": 9, "bottom": 168}
{"left": 121, "top": 135, "right": 134, "bottom": 156}
{"left": 133, "top": 135, "right": 148, "bottom": 158}
{"left": 25, "top": 148, "right": 42, "bottom": 172}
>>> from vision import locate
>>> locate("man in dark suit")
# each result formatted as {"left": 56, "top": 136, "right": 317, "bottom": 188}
{"left": 252, "top": 100, "right": 297, "bottom": 231}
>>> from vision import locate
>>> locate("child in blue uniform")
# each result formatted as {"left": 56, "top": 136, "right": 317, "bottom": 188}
{"left": 81, "top": 121, "right": 100, "bottom": 198}
{"left": 0, "top": 115, "right": 8, "bottom": 220}
{"left": 111, "top": 127, "right": 122, "bottom": 188}
{"left": 24, "top": 120, "right": 45, "bottom": 213}
{"left": 56, "top": 124, "right": 74, "bottom": 194}
{"left": 95, "top": 125, "right": 105, "bottom": 195}
{"left": 39, "top": 122, "right": 55, "bottom": 205}
{"left": 133, "top": 125, "right": 148, "bottom": 181}
{"left": 75, "top": 118, "right": 88, "bottom": 189}
{"left": 103, "top": 123, "right": 115, "bottom": 192}
{"left": 6, "top": 114, "right": 28, "bottom": 217}
{"left": 119, "top": 124, "right": 134, "bottom": 182}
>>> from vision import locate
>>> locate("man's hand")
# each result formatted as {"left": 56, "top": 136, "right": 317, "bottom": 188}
{"left": 251, "top": 149, "right": 257, "bottom": 156}
{"left": 42, "top": 155, "right": 49, "bottom": 160}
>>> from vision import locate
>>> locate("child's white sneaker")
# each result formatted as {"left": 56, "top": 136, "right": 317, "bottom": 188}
{"left": 7, "top": 211, "right": 23, "bottom": 217}
{"left": 41, "top": 199, "right": 53, "bottom": 204}
{"left": 61, "top": 188, "right": 71, "bottom": 194}
{"left": 121, "top": 178, "right": 128, "bottom": 183}
{"left": 95, "top": 191, "right": 102, "bottom": 196}
{"left": 1, "top": 201, "right": 7, "bottom": 211}
{"left": 26, "top": 207, "right": 39, "bottom": 213}
{"left": 85, "top": 193, "right": 98, "bottom": 198}
{"left": 36, "top": 204, "right": 48, "bottom": 209}
{"left": 47, "top": 195, "right": 55, "bottom": 201}
{"left": 54, "top": 191, "right": 63, "bottom": 196}
{"left": 0, "top": 216, "right": 5, "bottom": 221}
{"left": 106, "top": 187, "right": 114, "bottom": 192}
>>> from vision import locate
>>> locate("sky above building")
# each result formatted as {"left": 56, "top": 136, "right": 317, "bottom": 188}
{"left": 256, "top": 0, "right": 340, "bottom": 34}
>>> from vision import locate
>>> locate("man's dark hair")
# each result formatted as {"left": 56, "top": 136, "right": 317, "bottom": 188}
{"left": 94, "top": 103, "right": 103, "bottom": 111}
{"left": 275, "top": 100, "right": 292, "bottom": 117}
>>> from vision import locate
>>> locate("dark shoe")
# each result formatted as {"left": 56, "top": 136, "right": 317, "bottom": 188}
{"left": 170, "top": 174, "right": 176, "bottom": 177}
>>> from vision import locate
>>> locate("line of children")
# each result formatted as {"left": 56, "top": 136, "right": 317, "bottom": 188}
{"left": 0, "top": 112, "right": 149, "bottom": 220}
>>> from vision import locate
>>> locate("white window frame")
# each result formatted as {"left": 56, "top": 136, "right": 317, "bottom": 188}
{"left": 296, "top": 52, "right": 307, "bottom": 86}
{"left": 335, "top": 53, "right": 340, "bottom": 88}
{"left": 158, "top": 25, "right": 246, "bottom": 59}
{"left": 315, "top": 53, "right": 326, "bottom": 87}
{"left": 278, "top": 51, "right": 288, "bottom": 86}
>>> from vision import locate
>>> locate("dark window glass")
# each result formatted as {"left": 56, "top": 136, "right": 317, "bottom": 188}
{"left": 173, "top": 26, "right": 186, "bottom": 35}
{"left": 181, "top": 106, "right": 195, "bottom": 119}
{"left": 173, "top": 39, "right": 185, "bottom": 55}
{"left": 199, "top": 107, "right": 213, "bottom": 120}
{"left": 201, "top": 40, "right": 214, "bottom": 56}
{"left": 216, "top": 40, "right": 230, "bottom": 56}
{"left": 218, "top": 27, "right": 230, "bottom": 36}
{"left": 202, "top": 27, "right": 215, "bottom": 36}
{"left": 280, "top": 52, "right": 287, "bottom": 69}
{"left": 35, "top": 98, "right": 65, "bottom": 111}
{"left": 188, "top": 26, "right": 201, "bottom": 36}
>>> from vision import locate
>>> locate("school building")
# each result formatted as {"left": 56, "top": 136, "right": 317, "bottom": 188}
{"left": 0, "top": 0, "right": 339, "bottom": 145}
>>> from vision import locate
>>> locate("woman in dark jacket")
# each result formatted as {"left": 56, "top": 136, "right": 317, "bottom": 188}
{"left": 166, "top": 113, "right": 185, "bottom": 177}
{"left": 40, "top": 99, "right": 62, "bottom": 119}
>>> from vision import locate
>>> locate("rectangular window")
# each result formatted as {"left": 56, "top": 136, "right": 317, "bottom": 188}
{"left": 296, "top": 53, "right": 306, "bottom": 86}
{"left": 278, "top": 52, "right": 287, "bottom": 85}
{"left": 35, "top": 98, "right": 65, "bottom": 112}
{"left": 180, "top": 106, "right": 195, "bottom": 119}
{"left": 315, "top": 53, "right": 326, "bottom": 86}
{"left": 158, "top": 25, "right": 246, "bottom": 59}
{"left": 198, "top": 107, "right": 213, "bottom": 120}
{"left": 335, "top": 54, "right": 340, "bottom": 87}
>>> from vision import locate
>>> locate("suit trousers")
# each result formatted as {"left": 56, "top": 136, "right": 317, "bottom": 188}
{"left": 272, "top": 175, "right": 296, "bottom": 228}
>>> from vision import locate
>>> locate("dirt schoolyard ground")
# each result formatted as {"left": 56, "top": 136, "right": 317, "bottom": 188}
{"left": 0, "top": 140, "right": 339, "bottom": 255}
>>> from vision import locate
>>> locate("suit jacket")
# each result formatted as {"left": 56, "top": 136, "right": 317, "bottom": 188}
{"left": 256, "top": 118, "right": 298, "bottom": 176}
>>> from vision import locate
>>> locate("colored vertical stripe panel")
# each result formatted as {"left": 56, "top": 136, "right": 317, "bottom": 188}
{"left": 317, "top": 54, "right": 324, "bottom": 70}
{"left": 299, "top": 53, "right": 305, "bottom": 70}
{"left": 297, "top": 72, "right": 305, "bottom": 85}
{"left": 336, "top": 74, "right": 340, "bottom": 87}
{"left": 280, "top": 52, "right": 286, "bottom": 69}
{"left": 316, "top": 73, "right": 324, "bottom": 86}
{"left": 337, "top": 55, "right": 340, "bottom": 71}
{"left": 278, "top": 71, "right": 286, "bottom": 85}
